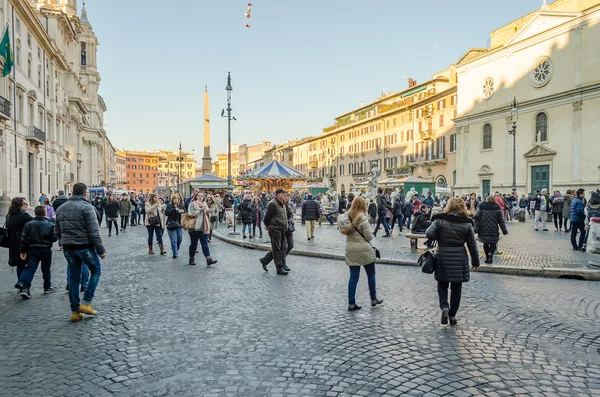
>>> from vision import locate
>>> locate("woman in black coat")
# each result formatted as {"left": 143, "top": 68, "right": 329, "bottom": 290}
{"left": 425, "top": 197, "right": 480, "bottom": 326}
{"left": 473, "top": 195, "right": 508, "bottom": 264}
{"left": 237, "top": 194, "right": 255, "bottom": 238}
{"left": 104, "top": 194, "right": 120, "bottom": 236}
{"left": 6, "top": 197, "right": 33, "bottom": 288}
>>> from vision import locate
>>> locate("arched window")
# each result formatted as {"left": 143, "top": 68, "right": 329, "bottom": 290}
{"left": 483, "top": 124, "right": 492, "bottom": 149}
{"left": 536, "top": 112, "right": 548, "bottom": 142}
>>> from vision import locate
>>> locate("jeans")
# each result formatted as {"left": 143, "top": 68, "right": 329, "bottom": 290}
{"left": 437, "top": 281, "right": 462, "bottom": 317}
{"left": 305, "top": 220, "right": 315, "bottom": 238}
{"left": 404, "top": 214, "right": 412, "bottom": 229}
{"left": 553, "top": 213, "right": 563, "bottom": 230}
{"left": 348, "top": 263, "right": 376, "bottom": 305}
{"left": 242, "top": 223, "right": 252, "bottom": 235}
{"left": 374, "top": 213, "right": 390, "bottom": 235}
{"left": 253, "top": 219, "right": 264, "bottom": 237}
{"left": 107, "top": 219, "right": 119, "bottom": 235}
{"left": 63, "top": 248, "right": 102, "bottom": 313}
{"left": 167, "top": 227, "right": 183, "bottom": 257}
{"left": 131, "top": 212, "right": 137, "bottom": 226}
{"left": 391, "top": 214, "right": 404, "bottom": 232}
{"left": 325, "top": 214, "right": 334, "bottom": 225}
{"left": 147, "top": 225, "right": 163, "bottom": 245}
{"left": 571, "top": 221, "right": 586, "bottom": 249}
{"left": 97, "top": 211, "right": 103, "bottom": 227}
{"left": 18, "top": 248, "right": 52, "bottom": 289}
{"left": 263, "top": 229, "right": 287, "bottom": 271}
{"left": 67, "top": 262, "right": 89, "bottom": 289}
{"left": 189, "top": 231, "right": 210, "bottom": 258}
{"left": 121, "top": 216, "right": 129, "bottom": 230}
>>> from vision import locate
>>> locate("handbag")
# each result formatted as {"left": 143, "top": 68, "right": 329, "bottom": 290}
{"left": 180, "top": 213, "right": 197, "bottom": 230}
{"left": 0, "top": 216, "right": 9, "bottom": 249}
{"left": 147, "top": 215, "right": 160, "bottom": 226}
{"left": 350, "top": 216, "right": 381, "bottom": 260}
{"left": 288, "top": 219, "right": 296, "bottom": 233}
{"left": 418, "top": 241, "right": 437, "bottom": 274}
{"left": 166, "top": 220, "right": 181, "bottom": 230}
{"left": 210, "top": 215, "right": 218, "bottom": 223}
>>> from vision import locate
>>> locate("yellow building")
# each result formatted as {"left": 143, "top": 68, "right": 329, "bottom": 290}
{"left": 157, "top": 150, "right": 196, "bottom": 189}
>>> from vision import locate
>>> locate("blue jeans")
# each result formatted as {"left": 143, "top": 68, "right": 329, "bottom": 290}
{"left": 147, "top": 225, "right": 163, "bottom": 245}
{"left": 67, "top": 262, "right": 89, "bottom": 289}
{"left": 374, "top": 213, "right": 390, "bottom": 235}
{"left": 325, "top": 214, "right": 334, "bottom": 225}
{"left": 63, "top": 248, "right": 102, "bottom": 313}
{"left": 167, "top": 227, "right": 183, "bottom": 256}
{"left": 18, "top": 248, "right": 53, "bottom": 289}
{"left": 348, "top": 263, "right": 377, "bottom": 305}
{"left": 189, "top": 231, "right": 210, "bottom": 258}
{"left": 242, "top": 223, "right": 252, "bottom": 235}
{"left": 404, "top": 214, "right": 412, "bottom": 229}
{"left": 391, "top": 214, "right": 404, "bottom": 232}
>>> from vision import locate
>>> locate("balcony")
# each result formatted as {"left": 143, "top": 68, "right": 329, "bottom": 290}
{"left": 0, "top": 95, "right": 11, "bottom": 120}
{"left": 26, "top": 126, "right": 46, "bottom": 145}
{"left": 386, "top": 168, "right": 412, "bottom": 177}
{"left": 419, "top": 130, "right": 434, "bottom": 141}
{"left": 361, "top": 151, "right": 366, "bottom": 157}
{"left": 376, "top": 146, "right": 382, "bottom": 154}
{"left": 351, "top": 171, "right": 369, "bottom": 179}
{"left": 412, "top": 153, "right": 447, "bottom": 165}
{"left": 309, "top": 161, "right": 319, "bottom": 170}
{"left": 64, "top": 149, "right": 71, "bottom": 159}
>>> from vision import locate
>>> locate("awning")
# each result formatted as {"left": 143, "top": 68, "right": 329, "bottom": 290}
{"left": 401, "top": 86, "right": 427, "bottom": 98}
{"left": 354, "top": 106, "right": 375, "bottom": 116}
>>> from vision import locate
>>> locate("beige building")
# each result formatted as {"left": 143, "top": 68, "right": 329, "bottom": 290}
{"left": 115, "top": 150, "right": 126, "bottom": 189}
{"left": 156, "top": 149, "right": 196, "bottom": 190}
{"left": 238, "top": 141, "right": 271, "bottom": 174}
{"left": 454, "top": 0, "right": 600, "bottom": 197}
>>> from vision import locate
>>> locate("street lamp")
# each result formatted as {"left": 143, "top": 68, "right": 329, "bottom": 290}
{"left": 222, "top": 72, "right": 239, "bottom": 235}
{"left": 508, "top": 97, "right": 518, "bottom": 193}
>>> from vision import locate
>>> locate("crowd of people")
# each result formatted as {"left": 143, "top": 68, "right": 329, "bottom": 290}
{"left": 4, "top": 182, "right": 599, "bottom": 325}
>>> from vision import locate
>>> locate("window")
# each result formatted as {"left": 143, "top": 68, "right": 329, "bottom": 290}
{"left": 27, "top": 33, "right": 31, "bottom": 47}
{"left": 536, "top": 112, "right": 548, "bottom": 141}
{"left": 37, "top": 47, "right": 41, "bottom": 59}
{"left": 438, "top": 99, "right": 446, "bottom": 110}
{"left": 38, "top": 67, "right": 41, "bottom": 88}
{"left": 18, "top": 93, "right": 24, "bottom": 123}
{"left": 483, "top": 124, "right": 492, "bottom": 149}
{"left": 451, "top": 95, "right": 457, "bottom": 106}
{"left": 27, "top": 58, "right": 31, "bottom": 78}
{"left": 16, "top": 40, "right": 21, "bottom": 66}
{"left": 81, "top": 42, "right": 87, "bottom": 66}
{"left": 15, "top": 18, "right": 21, "bottom": 34}
{"left": 19, "top": 168, "right": 22, "bottom": 192}
{"left": 450, "top": 134, "right": 457, "bottom": 152}
{"left": 438, "top": 114, "right": 444, "bottom": 128}
{"left": 386, "top": 120, "right": 390, "bottom": 129}
{"left": 349, "top": 163, "right": 353, "bottom": 174}
{"left": 339, "top": 164, "right": 344, "bottom": 176}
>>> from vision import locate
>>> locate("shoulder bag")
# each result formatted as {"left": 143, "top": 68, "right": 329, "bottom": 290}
{"left": 350, "top": 216, "right": 381, "bottom": 259}
{"left": 0, "top": 215, "right": 9, "bottom": 249}
{"left": 418, "top": 241, "right": 437, "bottom": 274}
{"left": 180, "top": 213, "right": 198, "bottom": 230}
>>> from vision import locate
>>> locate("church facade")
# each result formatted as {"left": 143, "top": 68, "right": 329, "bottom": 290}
{"left": 453, "top": 0, "right": 600, "bottom": 197}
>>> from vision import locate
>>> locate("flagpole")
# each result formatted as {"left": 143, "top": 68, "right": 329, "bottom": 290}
{"left": 12, "top": 6, "right": 16, "bottom": 169}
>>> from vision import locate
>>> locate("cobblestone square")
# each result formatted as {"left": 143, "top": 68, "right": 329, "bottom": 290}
{"left": 0, "top": 225, "right": 599, "bottom": 396}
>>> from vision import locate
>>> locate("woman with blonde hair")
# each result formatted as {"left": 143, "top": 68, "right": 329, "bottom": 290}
{"left": 187, "top": 192, "right": 217, "bottom": 266}
{"left": 425, "top": 197, "right": 479, "bottom": 325}
{"left": 338, "top": 196, "right": 383, "bottom": 311}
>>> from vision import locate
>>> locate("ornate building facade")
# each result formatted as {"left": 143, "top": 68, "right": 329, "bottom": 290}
{"left": 0, "top": 0, "right": 114, "bottom": 206}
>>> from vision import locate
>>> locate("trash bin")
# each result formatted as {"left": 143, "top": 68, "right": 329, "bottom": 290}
{"left": 518, "top": 208, "right": 526, "bottom": 223}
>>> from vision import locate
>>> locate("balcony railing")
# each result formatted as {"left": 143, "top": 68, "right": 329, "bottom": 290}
{"left": 412, "top": 153, "right": 447, "bottom": 165}
{"left": 386, "top": 168, "right": 412, "bottom": 177}
{"left": 0, "top": 95, "right": 11, "bottom": 120}
{"left": 26, "top": 126, "right": 46, "bottom": 145}
{"left": 351, "top": 171, "right": 369, "bottom": 178}
{"left": 419, "top": 130, "right": 434, "bottom": 141}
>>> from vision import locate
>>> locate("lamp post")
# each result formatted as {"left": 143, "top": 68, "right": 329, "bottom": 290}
{"left": 176, "top": 141, "right": 186, "bottom": 193}
{"left": 508, "top": 97, "right": 518, "bottom": 193}
{"left": 222, "top": 72, "right": 239, "bottom": 235}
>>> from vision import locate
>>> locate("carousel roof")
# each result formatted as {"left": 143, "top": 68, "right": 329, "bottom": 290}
{"left": 242, "top": 160, "right": 307, "bottom": 180}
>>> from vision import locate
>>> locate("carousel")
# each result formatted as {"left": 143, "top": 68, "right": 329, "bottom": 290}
{"left": 238, "top": 160, "right": 313, "bottom": 192}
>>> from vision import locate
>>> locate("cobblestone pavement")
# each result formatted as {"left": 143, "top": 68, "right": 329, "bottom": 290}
{"left": 0, "top": 225, "right": 599, "bottom": 396}
{"left": 218, "top": 211, "right": 599, "bottom": 271}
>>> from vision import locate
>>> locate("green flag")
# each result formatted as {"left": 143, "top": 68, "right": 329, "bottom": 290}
{"left": 1, "top": 26, "right": 13, "bottom": 77}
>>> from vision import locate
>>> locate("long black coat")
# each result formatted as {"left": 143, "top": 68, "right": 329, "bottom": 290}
{"left": 425, "top": 213, "right": 480, "bottom": 283}
{"left": 6, "top": 211, "right": 33, "bottom": 267}
{"left": 472, "top": 202, "right": 508, "bottom": 244}
{"left": 238, "top": 200, "right": 255, "bottom": 224}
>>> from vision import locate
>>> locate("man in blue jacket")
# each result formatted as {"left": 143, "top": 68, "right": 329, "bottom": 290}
{"left": 570, "top": 188, "right": 586, "bottom": 251}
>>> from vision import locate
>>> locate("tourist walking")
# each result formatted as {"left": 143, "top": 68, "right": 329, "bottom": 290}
{"left": 466, "top": 193, "right": 480, "bottom": 216}
{"left": 16, "top": 205, "right": 58, "bottom": 298}
{"left": 391, "top": 194, "right": 405, "bottom": 234}
{"left": 260, "top": 188, "right": 289, "bottom": 275}
{"left": 119, "top": 193, "right": 132, "bottom": 233}
{"left": 206, "top": 195, "right": 219, "bottom": 242}
{"left": 261, "top": 191, "right": 295, "bottom": 271}
{"left": 145, "top": 194, "right": 166, "bottom": 255}
{"left": 473, "top": 195, "right": 508, "bottom": 264}
{"left": 165, "top": 194, "right": 185, "bottom": 258}
{"left": 534, "top": 189, "right": 551, "bottom": 231}
{"left": 187, "top": 192, "right": 217, "bottom": 266}
{"left": 130, "top": 193, "right": 140, "bottom": 226}
{"left": 93, "top": 194, "right": 105, "bottom": 227}
{"left": 238, "top": 194, "right": 255, "bottom": 239}
{"left": 43, "top": 198, "right": 55, "bottom": 219}
{"left": 425, "top": 197, "right": 480, "bottom": 326}
{"left": 373, "top": 187, "right": 392, "bottom": 237}
{"left": 6, "top": 197, "right": 33, "bottom": 290}
{"left": 562, "top": 190, "right": 573, "bottom": 232}
{"left": 551, "top": 190, "right": 564, "bottom": 232}
{"left": 338, "top": 196, "right": 383, "bottom": 311}
{"left": 55, "top": 183, "right": 105, "bottom": 322}
{"left": 301, "top": 194, "right": 319, "bottom": 240}
{"left": 52, "top": 191, "right": 68, "bottom": 212}
{"left": 104, "top": 194, "right": 120, "bottom": 237}
{"left": 252, "top": 196, "right": 264, "bottom": 238}
{"left": 570, "top": 188, "right": 586, "bottom": 251}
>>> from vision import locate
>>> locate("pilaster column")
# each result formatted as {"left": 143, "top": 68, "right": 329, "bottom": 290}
{"left": 574, "top": 25, "right": 583, "bottom": 87}
{"left": 572, "top": 101, "right": 582, "bottom": 182}
{"left": 505, "top": 116, "right": 514, "bottom": 188}
{"left": 461, "top": 126, "right": 470, "bottom": 186}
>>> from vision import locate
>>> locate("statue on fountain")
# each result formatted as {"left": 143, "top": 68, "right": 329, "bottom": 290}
{"left": 367, "top": 162, "right": 380, "bottom": 199}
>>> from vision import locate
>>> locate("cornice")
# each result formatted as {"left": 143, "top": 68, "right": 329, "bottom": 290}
{"left": 12, "top": 1, "right": 55, "bottom": 58}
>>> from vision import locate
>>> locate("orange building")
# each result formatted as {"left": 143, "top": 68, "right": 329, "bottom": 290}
{"left": 124, "top": 151, "right": 160, "bottom": 194}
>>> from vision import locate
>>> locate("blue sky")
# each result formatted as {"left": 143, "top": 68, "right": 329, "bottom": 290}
{"left": 85, "top": 0, "right": 552, "bottom": 159}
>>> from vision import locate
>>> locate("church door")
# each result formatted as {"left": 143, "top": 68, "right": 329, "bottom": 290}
{"left": 482, "top": 180, "right": 491, "bottom": 199}
{"left": 531, "top": 165, "right": 550, "bottom": 194}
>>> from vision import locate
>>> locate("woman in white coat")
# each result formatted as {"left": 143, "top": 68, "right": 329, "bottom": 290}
{"left": 338, "top": 196, "right": 383, "bottom": 311}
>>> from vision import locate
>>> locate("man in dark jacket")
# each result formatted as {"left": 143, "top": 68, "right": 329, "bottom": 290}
{"left": 373, "top": 188, "right": 392, "bottom": 237}
{"left": 423, "top": 192, "right": 434, "bottom": 209}
{"left": 301, "top": 194, "right": 319, "bottom": 240}
{"left": 411, "top": 205, "right": 431, "bottom": 233}
{"left": 570, "top": 188, "right": 586, "bottom": 251}
{"left": 55, "top": 183, "right": 106, "bottom": 322}
{"left": 93, "top": 194, "right": 105, "bottom": 227}
{"left": 403, "top": 199, "right": 414, "bottom": 230}
{"left": 16, "top": 205, "right": 58, "bottom": 299}
{"left": 260, "top": 188, "right": 289, "bottom": 275}
{"left": 391, "top": 194, "right": 405, "bottom": 234}
{"left": 52, "top": 190, "right": 68, "bottom": 212}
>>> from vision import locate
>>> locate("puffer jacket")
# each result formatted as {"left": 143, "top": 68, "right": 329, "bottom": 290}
{"left": 570, "top": 197, "right": 586, "bottom": 223}
{"left": 411, "top": 210, "right": 431, "bottom": 233}
{"left": 20, "top": 216, "right": 58, "bottom": 252}
{"left": 425, "top": 213, "right": 479, "bottom": 283}
{"left": 119, "top": 199, "right": 132, "bottom": 216}
{"left": 238, "top": 199, "right": 255, "bottom": 224}
{"left": 55, "top": 195, "right": 105, "bottom": 255}
{"left": 392, "top": 198, "right": 404, "bottom": 216}
{"left": 472, "top": 202, "right": 508, "bottom": 244}
{"left": 301, "top": 199, "right": 319, "bottom": 221}
{"left": 551, "top": 195, "right": 564, "bottom": 214}
{"left": 52, "top": 195, "right": 68, "bottom": 211}
{"left": 585, "top": 192, "right": 600, "bottom": 230}
{"left": 562, "top": 194, "right": 573, "bottom": 219}
{"left": 263, "top": 198, "right": 288, "bottom": 232}
{"left": 338, "top": 212, "right": 376, "bottom": 266}
{"left": 104, "top": 201, "right": 120, "bottom": 219}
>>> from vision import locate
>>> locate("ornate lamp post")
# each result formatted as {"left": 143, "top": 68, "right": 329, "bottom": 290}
{"left": 508, "top": 97, "right": 518, "bottom": 193}
{"left": 222, "top": 72, "right": 239, "bottom": 235}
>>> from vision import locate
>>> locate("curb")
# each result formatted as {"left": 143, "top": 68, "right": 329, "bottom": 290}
{"left": 213, "top": 232, "right": 600, "bottom": 281}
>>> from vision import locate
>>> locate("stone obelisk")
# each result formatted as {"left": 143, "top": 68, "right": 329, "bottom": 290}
{"left": 201, "top": 86, "right": 213, "bottom": 174}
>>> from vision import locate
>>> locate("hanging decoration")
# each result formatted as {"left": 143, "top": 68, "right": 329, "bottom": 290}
{"left": 245, "top": 2, "right": 253, "bottom": 27}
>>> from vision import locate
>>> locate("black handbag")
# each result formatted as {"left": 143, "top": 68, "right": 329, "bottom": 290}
{"left": 288, "top": 219, "right": 296, "bottom": 233}
{"left": 147, "top": 216, "right": 160, "bottom": 226}
{"left": 418, "top": 241, "right": 437, "bottom": 274}
{"left": 166, "top": 220, "right": 180, "bottom": 230}
{"left": 0, "top": 216, "right": 9, "bottom": 249}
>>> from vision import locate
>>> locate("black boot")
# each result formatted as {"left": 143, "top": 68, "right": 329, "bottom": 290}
{"left": 189, "top": 256, "right": 196, "bottom": 266}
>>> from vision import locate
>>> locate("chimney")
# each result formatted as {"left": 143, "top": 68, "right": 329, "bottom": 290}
{"left": 408, "top": 78, "right": 417, "bottom": 88}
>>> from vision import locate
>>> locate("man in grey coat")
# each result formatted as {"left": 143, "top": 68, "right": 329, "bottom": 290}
{"left": 260, "top": 188, "right": 289, "bottom": 275}
{"left": 55, "top": 183, "right": 106, "bottom": 322}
